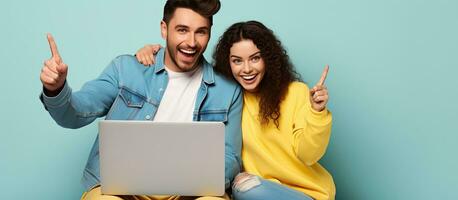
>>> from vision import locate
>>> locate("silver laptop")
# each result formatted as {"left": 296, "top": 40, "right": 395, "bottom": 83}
{"left": 99, "top": 120, "right": 225, "bottom": 196}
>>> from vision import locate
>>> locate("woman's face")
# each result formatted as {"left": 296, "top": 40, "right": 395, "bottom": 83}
{"left": 229, "top": 39, "right": 266, "bottom": 93}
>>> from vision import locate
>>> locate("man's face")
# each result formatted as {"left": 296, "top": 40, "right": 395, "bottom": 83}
{"left": 161, "top": 8, "right": 211, "bottom": 72}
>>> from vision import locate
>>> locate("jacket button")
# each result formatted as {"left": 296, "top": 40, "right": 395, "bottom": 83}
{"left": 145, "top": 115, "right": 151, "bottom": 120}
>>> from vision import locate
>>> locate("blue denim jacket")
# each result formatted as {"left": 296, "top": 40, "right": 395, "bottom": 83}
{"left": 40, "top": 48, "right": 243, "bottom": 191}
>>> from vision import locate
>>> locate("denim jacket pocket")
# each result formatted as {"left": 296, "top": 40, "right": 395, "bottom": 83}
{"left": 106, "top": 87, "right": 146, "bottom": 120}
{"left": 119, "top": 88, "right": 145, "bottom": 108}
{"left": 198, "top": 110, "right": 228, "bottom": 123}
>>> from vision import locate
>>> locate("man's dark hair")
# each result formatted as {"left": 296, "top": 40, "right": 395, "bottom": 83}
{"left": 163, "top": 0, "right": 221, "bottom": 26}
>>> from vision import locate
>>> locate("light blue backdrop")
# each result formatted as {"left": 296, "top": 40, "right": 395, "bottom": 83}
{"left": 1, "top": 0, "right": 457, "bottom": 199}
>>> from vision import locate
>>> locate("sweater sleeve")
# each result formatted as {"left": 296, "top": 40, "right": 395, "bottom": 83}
{"left": 291, "top": 83, "right": 332, "bottom": 166}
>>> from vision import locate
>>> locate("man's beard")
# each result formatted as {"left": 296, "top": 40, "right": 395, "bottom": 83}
{"left": 166, "top": 39, "right": 203, "bottom": 72}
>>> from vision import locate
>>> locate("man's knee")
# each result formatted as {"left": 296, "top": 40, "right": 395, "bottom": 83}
{"left": 194, "top": 194, "right": 230, "bottom": 200}
{"left": 81, "top": 186, "right": 125, "bottom": 200}
{"left": 232, "top": 173, "right": 261, "bottom": 192}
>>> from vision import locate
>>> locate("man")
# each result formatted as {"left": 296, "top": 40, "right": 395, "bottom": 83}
{"left": 39, "top": 0, "right": 242, "bottom": 199}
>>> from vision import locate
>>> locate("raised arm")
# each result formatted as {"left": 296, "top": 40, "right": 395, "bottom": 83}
{"left": 39, "top": 34, "right": 120, "bottom": 129}
{"left": 293, "top": 65, "right": 332, "bottom": 166}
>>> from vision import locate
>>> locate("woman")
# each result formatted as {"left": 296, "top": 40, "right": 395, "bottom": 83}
{"left": 136, "top": 21, "right": 335, "bottom": 200}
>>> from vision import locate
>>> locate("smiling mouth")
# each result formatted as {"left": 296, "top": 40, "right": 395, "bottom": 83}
{"left": 179, "top": 48, "right": 197, "bottom": 57}
{"left": 241, "top": 74, "right": 257, "bottom": 81}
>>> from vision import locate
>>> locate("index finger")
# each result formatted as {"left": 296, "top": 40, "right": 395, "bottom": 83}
{"left": 47, "top": 33, "right": 60, "bottom": 59}
{"left": 317, "top": 64, "right": 329, "bottom": 86}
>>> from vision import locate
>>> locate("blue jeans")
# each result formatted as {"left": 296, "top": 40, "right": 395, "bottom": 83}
{"left": 232, "top": 174, "right": 313, "bottom": 200}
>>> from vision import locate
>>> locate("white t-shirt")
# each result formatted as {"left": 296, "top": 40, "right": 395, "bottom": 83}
{"left": 153, "top": 66, "right": 203, "bottom": 122}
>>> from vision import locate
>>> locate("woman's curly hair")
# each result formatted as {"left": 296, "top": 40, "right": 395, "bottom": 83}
{"left": 213, "top": 21, "right": 301, "bottom": 127}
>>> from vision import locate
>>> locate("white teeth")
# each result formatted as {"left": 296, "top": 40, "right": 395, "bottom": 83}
{"left": 180, "top": 49, "right": 196, "bottom": 54}
{"left": 242, "top": 75, "right": 256, "bottom": 80}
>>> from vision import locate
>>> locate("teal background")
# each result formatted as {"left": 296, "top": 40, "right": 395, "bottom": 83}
{"left": 1, "top": 0, "right": 457, "bottom": 199}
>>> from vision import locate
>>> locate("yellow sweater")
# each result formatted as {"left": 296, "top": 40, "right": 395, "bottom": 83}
{"left": 241, "top": 82, "right": 335, "bottom": 200}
